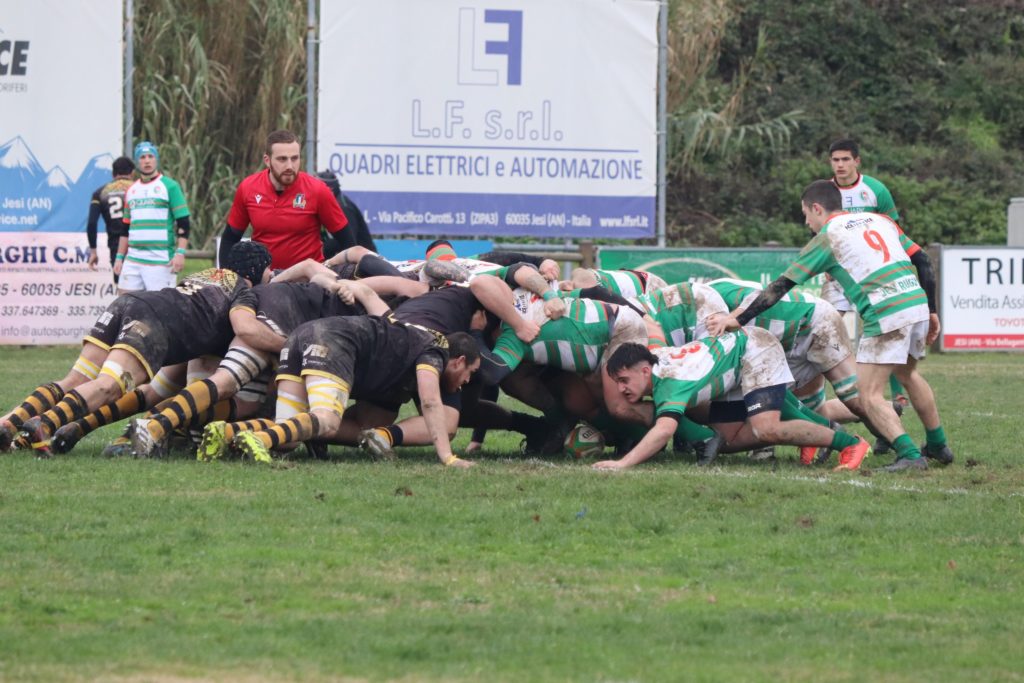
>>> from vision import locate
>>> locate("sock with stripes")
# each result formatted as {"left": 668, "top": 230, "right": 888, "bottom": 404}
{"left": 147, "top": 379, "right": 218, "bottom": 442}
{"left": 75, "top": 389, "right": 146, "bottom": 437}
{"left": 224, "top": 418, "right": 276, "bottom": 441}
{"left": 781, "top": 390, "right": 831, "bottom": 427}
{"left": 8, "top": 382, "right": 65, "bottom": 428}
{"left": 39, "top": 389, "right": 91, "bottom": 435}
{"left": 256, "top": 413, "right": 321, "bottom": 449}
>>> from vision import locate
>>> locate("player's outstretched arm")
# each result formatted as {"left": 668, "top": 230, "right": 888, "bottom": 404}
{"left": 593, "top": 415, "right": 677, "bottom": 470}
{"left": 416, "top": 367, "right": 473, "bottom": 468}
{"left": 707, "top": 276, "right": 795, "bottom": 336}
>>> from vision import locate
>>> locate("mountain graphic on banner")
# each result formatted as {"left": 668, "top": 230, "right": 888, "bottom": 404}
{"left": 0, "top": 136, "right": 117, "bottom": 232}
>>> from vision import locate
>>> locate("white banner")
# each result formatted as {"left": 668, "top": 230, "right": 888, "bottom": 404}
{"left": 941, "top": 246, "right": 1024, "bottom": 351}
{"left": 318, "top": 0, "right": 659, "bottom": 238}
{"left": 0, "top": 233, "right": 118, "bottom": 345}
{"left": 0, "top": 0, "right": 123, "bottom": 344}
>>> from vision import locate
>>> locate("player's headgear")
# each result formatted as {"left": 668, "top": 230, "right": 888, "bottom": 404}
{"left": 425, "top": 239, "right": 457, "bottom": 262}
{"left": 133, "top": 141, "right": 159, "bottom": 163}
{"left": 224, "top": 241, "right": 272, "bottom": 285}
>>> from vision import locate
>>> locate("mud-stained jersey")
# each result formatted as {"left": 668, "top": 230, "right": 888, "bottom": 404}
{"left": 650, "top": 333, "right": 747, "bottom": 419}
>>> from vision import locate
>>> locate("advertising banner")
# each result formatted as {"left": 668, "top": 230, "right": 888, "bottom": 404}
{"left": 318, "top": 0, "right": 658, "bottom": 238}
{"left": 598, "top": 247, "right": 824, "bottom": 294}
{"left": 941, "top": 246, "right": 1024, "bottom": 351}
{"left": 0, "top": 0, "right": 123, "bottom": 344}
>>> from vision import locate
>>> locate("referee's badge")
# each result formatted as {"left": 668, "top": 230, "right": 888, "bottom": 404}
{"left": 293, "top": 193, "right": 306, "bottom": 209}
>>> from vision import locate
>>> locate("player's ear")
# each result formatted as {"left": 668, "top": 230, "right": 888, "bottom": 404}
{"left": 263, "top": 154, "right": 271, "bottom": 168}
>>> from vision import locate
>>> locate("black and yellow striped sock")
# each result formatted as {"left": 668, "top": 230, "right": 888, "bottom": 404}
{"left": 190, "top": 398, "right": 236, "bottom": 429}
{"left": 9, "top": 382, "right": 65, "bottom": 428}
{"left": 149, "top": 379, "right": 219, "bottom": 442}
{"left": 39, "top": 389, "right": 90, "bottom": 434}
{"left": 77, "top": 388, "right": 146, "bottom": 436}
{"left": 224, "top": 418, "right": 276, "bottom": 441}
{"left": 259, "top": 414, "right": 321, "bottom": 449}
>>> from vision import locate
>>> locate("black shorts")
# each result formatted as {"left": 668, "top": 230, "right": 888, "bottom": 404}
{"left": 85, "top": 297, "right": 177, "bottom": 379}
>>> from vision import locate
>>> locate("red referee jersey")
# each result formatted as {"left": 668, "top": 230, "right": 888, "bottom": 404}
{"left": 226, "top": 169, "right": 348, "bottom": 269}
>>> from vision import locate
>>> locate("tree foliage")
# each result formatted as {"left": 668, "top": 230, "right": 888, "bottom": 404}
{"left": 130, "top": 0, "right": 1023, "bottom": 249}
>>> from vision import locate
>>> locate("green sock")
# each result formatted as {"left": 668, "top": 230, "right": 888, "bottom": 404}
{"left": 675, "top": 416, "right": 715, "bottom": 443}
{"left": 782, "top": 390, "right": 830, "bottom": 427}
{"left": 892, "top": 434, "right": 921, "bottom": 460}
{"left": 889, "top": 375, "right": 905, "bottom": 397}
{"left": 925, "top": 425, "right": 947, "bottom": 448}
{"left": 830, "top": 431, "right": 859, "bottom": 450}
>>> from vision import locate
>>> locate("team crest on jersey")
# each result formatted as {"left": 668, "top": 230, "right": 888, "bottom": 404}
{"left": 293, "top": 194, "right": 306, "bottom": 209}
{"left": 860, "top": 190, "right": 869, "bottom": 202}
{"left": 255, "top": 193, "right": 262, "bottom": 205}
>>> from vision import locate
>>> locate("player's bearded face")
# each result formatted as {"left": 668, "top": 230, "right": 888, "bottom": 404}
{"left": 444, "top": 357, "right": 480, "bottom": 392}
{"left": 265, "top": 142, "right": 301, "bottom": 188}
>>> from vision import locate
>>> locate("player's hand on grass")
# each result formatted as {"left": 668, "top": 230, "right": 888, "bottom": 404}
{"left": 441, "top": 453, "right": 474, "bottom": 468}
{"left": 592, "top": 459, "right": 628, "bottom": 470}
{"left": 543, "top": 296, "right": 566, "bottom": 320}
{"left": 926, "top": 312, "right": 941, "bottom": 345}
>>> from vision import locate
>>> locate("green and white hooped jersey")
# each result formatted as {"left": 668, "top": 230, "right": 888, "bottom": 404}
{"left": 492, "top": 297, "right": 614, "bottom": 374}
{"left": 783, "top": 212, "right": 928, "bottom": 337}
{"left": 590, "top": 269, "right": 646, "bottom": 298}
{"left": 708, "top": 278, "right": 818, "bottom": 352}
{"left": 123, "top": 174, "right": 189, "bottom": 265}
{"left": 651, "top": 332, "right": 747, "bottom": 418}
{"left": 635, "top": 282, "right": 728, "bottom": 347}
{"left": 833, "top": 174, "right": 899, "bottom": 221}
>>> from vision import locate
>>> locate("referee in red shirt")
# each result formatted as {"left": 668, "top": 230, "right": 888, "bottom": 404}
{"left": 218, "top": 130, "right": 352, "bottom": 270}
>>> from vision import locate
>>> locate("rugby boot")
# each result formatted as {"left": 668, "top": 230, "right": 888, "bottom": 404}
{"left": 0, "top": 419, "right": 17, "bottom": 452}
{"left": 921, "top": 442, "right": 955, "bottom": 466}
{"left": 881, "top": 456, "right": 928, "bottom": 472}
{"left": 872, "top": 436, "right": 893, "bottom": 456}
{"left": 197, "top": 421, "right": 229, "bottom": 461}
{"left": 696, "top": 433, "right": 724, "bottom": 466}
{"left": 748, "top": 445, "right": 775, "bottom": 462}
{"left": 799, "top": 445, "right": 819, "bottom": 466}
{"left": 803, "top": 421, "right": 843, "bottom": 465}
{"left": 834, "top": 437, "right": 870, "bottom": 472}
{"left": 51, "top": 422, "right": 85, "bottom": 455}
{"left": 359, "top": 428, "right": 397, "bottom": 461}
{"left": 422, "top": 259, "right": 470, "bottom": 286}
{"left": 233, "top": 431, "right": 273, "bottom": 464}
{"left": 131, "top": 418, "right": 168, "bottom": 459}
{"left": 19, "top": 417, "right": 51, "bottom": 458}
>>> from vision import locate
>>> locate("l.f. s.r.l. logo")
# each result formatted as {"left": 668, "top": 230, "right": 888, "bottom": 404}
{"left": 457, "top": 8, "right": 522, "bottom": 86}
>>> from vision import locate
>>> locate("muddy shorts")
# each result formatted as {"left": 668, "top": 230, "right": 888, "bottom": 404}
{"left": 788, "top": 302, "right": 853, "bottom": 385}
{"left": 856, "top": 319, "right": 928, "bottom": 365}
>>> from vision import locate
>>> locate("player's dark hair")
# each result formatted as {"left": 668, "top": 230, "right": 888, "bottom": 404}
{"left": 801, "top": 180, "right": 843, "bottom": 212}
{"left": 426, "top": 239, "right": 454, "bottom": 252}
{"left": 828, "top": 138, "right": 859, "bottom": 158}
{"left": 606, "top": 343, "right": 657, "bottom": 375}
{"left": 224, "top": 240, "right": 273, "bottom": 285}
{"left": 265, "top": 129, "right": 300, "bottom": 156}
{"left": 112, "top": 156, "right": 135, "bottom": 176}
{"left": 446, "top": 331, "right": 480, "bottom": 365}
{"left": 316, "top": 169, "right": 341, "bottom": 198}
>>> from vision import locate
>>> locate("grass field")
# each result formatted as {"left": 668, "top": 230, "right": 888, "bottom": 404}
{"left": 1, "top": 346, "right": 1022, "bottom": 682}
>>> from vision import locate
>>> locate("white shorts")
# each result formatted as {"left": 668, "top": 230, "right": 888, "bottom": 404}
{"left": 788, "top": 302, "right": 853, "bottom": 386}
{"left": 119, "top": 261, "right": 177, "bottom": 291}
{"left": 856, "top": 319, "right": 929, "bottom": 365}
{"left": 737, "top": 327, "right": 794, "bottom": 397}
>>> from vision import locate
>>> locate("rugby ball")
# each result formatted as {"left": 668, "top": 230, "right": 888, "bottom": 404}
{"left": 564, "top": 423, "right": 606, "bottom": 459}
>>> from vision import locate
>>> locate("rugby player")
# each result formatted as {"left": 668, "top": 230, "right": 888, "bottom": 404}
{"left": 708, "top": 180, "right": 952, "bottom": 471}
{"left": 592, "top": 331, "right": 869, "bottom": 471}
{"left": 0, "top": 242, "right": 274, "bottom": 455}
{"left": 202, "top": 316, "right": 480, "bottom": 467}
{"left": 129, "top": 275, "right": 389, "bottom": 457}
